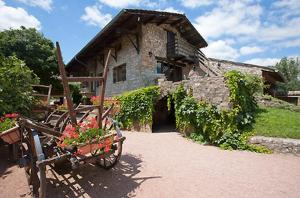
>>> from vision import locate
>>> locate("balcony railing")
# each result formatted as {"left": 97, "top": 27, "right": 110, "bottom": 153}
{"left": 167, "top": 38, "right": 197, "bottom": 59}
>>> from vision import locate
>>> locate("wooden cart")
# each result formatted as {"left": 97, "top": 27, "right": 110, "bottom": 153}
{"left": 12, "top": 42, "right": 125, "bottom": 198}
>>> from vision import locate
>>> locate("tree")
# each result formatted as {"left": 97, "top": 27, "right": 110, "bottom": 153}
{"left": 0, "top": 55, "right": 39, "bottom": 115}
{"left": 0, "top": 27, "right": 60, "bottom": 91}
{"left": 275, "top": 57, "right": 300, "bottom": 93}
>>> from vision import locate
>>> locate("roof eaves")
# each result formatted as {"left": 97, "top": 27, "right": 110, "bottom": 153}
{"left": 66, "top": 9, "right": 127, "bottom": 68}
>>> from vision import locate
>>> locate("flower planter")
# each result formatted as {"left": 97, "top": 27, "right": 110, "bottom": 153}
{"left": 0, "top": 126, "right": 20, "bottom": 144}
{"left": 77, "top": 143, "right": 99, "bottom": 155}
{"left": 76, "top": 133, "right": 115, "bottom": 155}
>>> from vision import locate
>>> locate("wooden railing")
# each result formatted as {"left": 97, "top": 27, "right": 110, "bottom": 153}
{"left": 167, "top": 37, "right": 198, "bottom": 58}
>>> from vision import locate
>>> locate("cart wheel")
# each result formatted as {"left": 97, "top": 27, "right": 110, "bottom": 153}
{"left": 97, "top": 141, "right": 122, "bottom": 169}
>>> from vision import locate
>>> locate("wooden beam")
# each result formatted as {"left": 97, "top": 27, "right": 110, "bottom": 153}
{"left": 142, "top": 15, "right": 156, "bottom": 24}
{"left": 56, "top": 42, "right": 77, "bottom": 125}
{"left": 97, "top": 49, "right": 111, "bottom": 128}
{"left": 157, "top": 16, "right": 169, "bottom": 26}
{"left": 57, "top": 76, "right": 104, "bottom": 82}
{"left": 170, "top": 18, "right": 184, "bottom": 26}
{"left": 126, "top": 33, "right": 140, "bottom": 54}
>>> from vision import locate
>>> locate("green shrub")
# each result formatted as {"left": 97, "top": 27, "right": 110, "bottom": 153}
{"left": 170, "top": 71, "right": 267, "bottom": 152}
{"left": 0, "top": 55, "right": 39, "bottom": 115}
{"left": 116, "top": 86, "right": 160, "bottom": 128}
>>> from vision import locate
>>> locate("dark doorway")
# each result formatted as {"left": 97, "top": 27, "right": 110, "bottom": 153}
{"left": 152, "top": 97, "right": 177, "bottom": 132}
{"left": 157, "top": 61, "right": 183, "bottom": 82}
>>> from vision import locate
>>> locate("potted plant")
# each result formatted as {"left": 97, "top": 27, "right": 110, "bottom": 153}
{"left": 57, "top": 117, "right": 115, "bottom": 155}
{"left": 0, "top": 113, "right": 20, "bottom": 144}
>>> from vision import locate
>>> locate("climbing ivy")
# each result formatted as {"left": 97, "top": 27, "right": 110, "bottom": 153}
{"left": 116, "top": 86, "right": 160, "bottom": 129}
{"left": 224, "top": 70, "right": 260, "bottom": 127}
{"left": 170, "top": 71, "right": 269, "bottom": 153}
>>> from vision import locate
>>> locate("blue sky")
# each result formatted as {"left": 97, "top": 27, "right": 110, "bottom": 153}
{"left": 1, "top": 0, "right": 299, "bottom": 66}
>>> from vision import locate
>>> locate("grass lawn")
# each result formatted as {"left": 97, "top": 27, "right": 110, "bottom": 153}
{"left": 251, "top": 107, "right": 300, "bottom": 139}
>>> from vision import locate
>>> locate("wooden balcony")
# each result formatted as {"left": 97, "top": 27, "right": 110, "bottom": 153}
{"left": 166, "top": 38, "right": 198, "bottom": 63}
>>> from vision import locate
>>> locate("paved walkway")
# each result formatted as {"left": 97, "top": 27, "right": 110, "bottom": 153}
{"left": 1, "top": 131, "right": 300, "bottom": 197}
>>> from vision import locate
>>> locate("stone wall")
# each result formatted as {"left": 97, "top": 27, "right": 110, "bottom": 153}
{"left": 209, "top": 58, "right": 263, "bottom": 76}
{"left": 159, "top": 76, "right": 230, "bottom": 109}
{"left": 249, "top": 136, "right": 300, "bottom": 155}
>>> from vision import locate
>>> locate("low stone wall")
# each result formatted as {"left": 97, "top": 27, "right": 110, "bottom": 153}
{"left": 249, "top": 136, "right": 300, "bottom": 155}
{"left": 158, "top": 76, "right": 230, "bottom": 109}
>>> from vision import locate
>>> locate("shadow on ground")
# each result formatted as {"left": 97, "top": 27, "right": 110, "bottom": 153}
{"left": 46, "top": 154, "right": 161, "bottom": 198}
{"left": 0, "top": 143, "right": 16, "bottom": 179}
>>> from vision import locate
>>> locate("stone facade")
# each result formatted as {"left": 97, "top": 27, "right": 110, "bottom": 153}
{"left": 84, "top": 23, "right": 202, "bottom": 97}
{"left": 159, "top": 76, "right": 230, "bottom": 109}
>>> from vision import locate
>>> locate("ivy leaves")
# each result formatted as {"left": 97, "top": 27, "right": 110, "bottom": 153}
{"left": 116, "top": 86, "right": 160, "bottom": 128}
{"left": 171, "top": 72, "right": 266, "bottom": 152}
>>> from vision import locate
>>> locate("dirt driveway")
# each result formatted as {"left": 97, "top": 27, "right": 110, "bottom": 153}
{"left": 1, "top": 131, "right": 300, "bottom": 198}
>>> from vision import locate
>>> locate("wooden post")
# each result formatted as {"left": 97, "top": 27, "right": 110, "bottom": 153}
{"left": 56, "top": 42, "right": 77, "bottom": 125}
{"left": 47, "top": 84, "right": 52, "bottom": 105}
{"left": 97, "top": 49, "right": 111, "bottom": 128}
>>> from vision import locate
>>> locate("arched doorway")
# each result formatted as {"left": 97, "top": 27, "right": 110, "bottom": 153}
{"left": 152, "top": 97, "right": 177, "bottom": 132}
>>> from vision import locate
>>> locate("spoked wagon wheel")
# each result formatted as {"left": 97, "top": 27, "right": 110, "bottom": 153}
{"left": 97, "top": 141, "right": 123, "bottom": 169}
{"left": 22, "top": 129, "right": 47, "bottom": 198}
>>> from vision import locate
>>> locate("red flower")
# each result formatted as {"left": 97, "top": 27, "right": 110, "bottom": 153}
{"left": 58, "top": 142, "right": 67, "bottom": 148}
{"left": 98, "top": 143, "right": 104, "bottom": 149}
{"left": 105, "top": 138, "right": 111, "bottom": 146}
{"left": 86, "top": 117, "right": 99, "bottom": 129}
{"left": 63, "top": 124, "right": 79, "bottom": 138}
{"left": 104, "top": 146, "right": 110, "bottom": 153}
{"left": 5, "top": 113, "right": 18, "bottom": 118}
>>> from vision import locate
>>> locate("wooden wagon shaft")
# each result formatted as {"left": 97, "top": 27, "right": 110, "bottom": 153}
{"left": 98, "top": 49, "right": 111, "bottom": 128}
{"left": 57, "top": 76, "right": 104, "bottom": 82}
{"left": 36, "top": 153, "right": 70, "bottom": 166}
{"left": 56, "top": 42, "right": 77, "bottom": 125}
{"left": 22, "top": 119, "right": 61, "bottom": 137}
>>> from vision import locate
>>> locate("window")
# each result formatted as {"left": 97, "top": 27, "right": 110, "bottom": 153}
{"left": 113, "top": 64, "right": 126, "bottom": 83}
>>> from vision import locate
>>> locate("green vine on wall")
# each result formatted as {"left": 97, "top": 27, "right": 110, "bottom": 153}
{"left": 116, "top": 86, "right": 160, "bottom": 129}
{"left": 169, "top": 71, "right": 269, "bottom": 153}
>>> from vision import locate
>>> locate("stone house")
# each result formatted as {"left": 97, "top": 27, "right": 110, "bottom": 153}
{"left": 66, "top": 9, "right": 210, "bottom": 96}
{"left": 66, "top": 9, "right": 284, "bottom": 132}
{"left": 66, "top": 9, "right": 283, "bottom": 98}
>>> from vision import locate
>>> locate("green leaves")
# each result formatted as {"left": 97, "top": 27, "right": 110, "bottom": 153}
{"left": 0, "top": 55, "right": 39, "bottom": 115}
{"left": 172, "top": 71, "right": 267, "bottom": 152}
{"left": 116, "top": 86, "right": 160, "bottom": 128}
{"left": 0, "top": 27, "right": 60, "bottom": 91}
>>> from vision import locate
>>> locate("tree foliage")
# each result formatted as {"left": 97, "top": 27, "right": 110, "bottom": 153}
{"left": 0, "top": 55, "right": 39, "bottom": 115}
{"left": 275, "top": 57, "right": 300, "bottom": 93}
{"left": 0, "top": 27, "right": 60, "bottom": 91}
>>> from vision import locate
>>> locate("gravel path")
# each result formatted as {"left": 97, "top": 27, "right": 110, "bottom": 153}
{"left": 1, "top": 131, "right": 300, "bottom": 198}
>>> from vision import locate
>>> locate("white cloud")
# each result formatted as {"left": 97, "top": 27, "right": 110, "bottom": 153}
{"left": 158, "top": 7, "right": 183, "bottom": 14}
{"left": 203, "top": 40, "right": 239, "bottom": 60}
{"left": 0, "top": 0, "right": 41, "bottom": 30}
{"left": 180, "top": 0, "right": 214, "bottom": 8}
{"left": 259, "top": 17, "right": 300, "bottom": 41}
{"left": 240, "top": 46, "right": 265, "bottom": 55}
{"left": 16, "top": 0, "right": 53, "bottom": 11}
{"left": 81, "top": 5, "right": 112, "bottom": 28}
{"left": 272, "top": 0, "right": 300, "bottom": 18}
{"left": 193, "top": 0, "right": 262, "bottom": 39}
{"left": 99, "top": 0, "right": 142, "bottom": 8}
{"left": 245, "top": 58, "right": 280, "bottom": 66}
{"left": 281, "top": 38, "right": 300, "bottom": 48}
